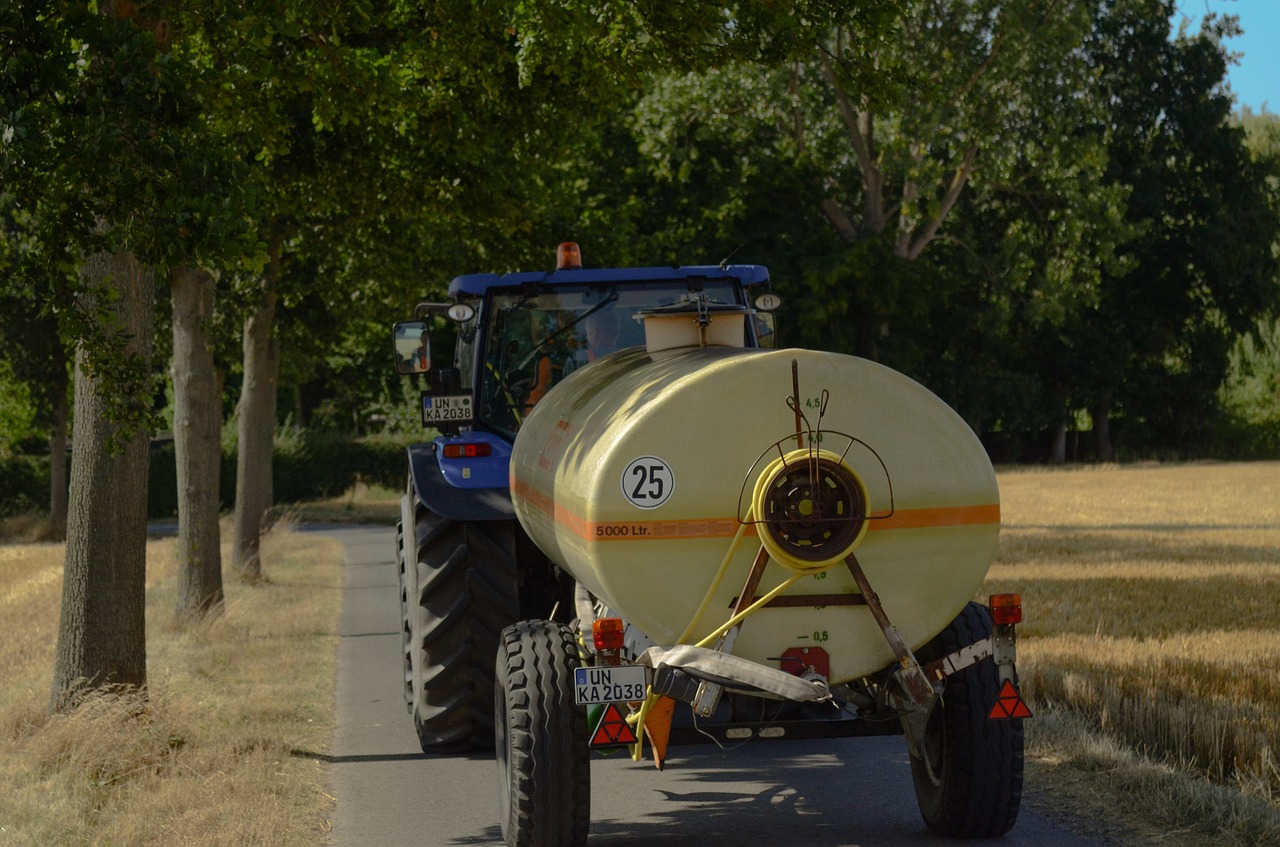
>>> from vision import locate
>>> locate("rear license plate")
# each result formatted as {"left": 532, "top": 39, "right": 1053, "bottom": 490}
{"left": 574, "top": 665, "right": 648, "bottom": 705}
{"left": 421, "top": 393, "right": 474, "bottom": 425}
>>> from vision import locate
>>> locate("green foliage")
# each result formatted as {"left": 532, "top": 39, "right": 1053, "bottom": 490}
{"left": 0, "top": 455, "right": 46, "bottom": 517}
{"left": 271, "top": 430, "right": 410, "bottom": 504}
{"left": 1215, "top": 320, "right": 1280, "bottom": 457}
{"left": 4, "top": 1, "right": 1278, "bottom": 465}
{"left": 1052, "top": 0, "right": 1280, "bottom": 456}
{"left": 539, "top": 0, "right": 1280, "bottom": 462}
{"left": 146, "top": 429, "right": 414, "bottom": 519}
{"left": 1, "top": 5, "right": 253, "bottom": 446}
{"left": 0, "top": 360, "right": 42, "bottom": 458}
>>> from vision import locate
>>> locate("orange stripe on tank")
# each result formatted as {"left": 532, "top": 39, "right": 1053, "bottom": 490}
{"left": 512, "top": 476, "right": 999, "bottom": 542}
{"left": 869, "top": 503, "right": 1001, "bottom": 531}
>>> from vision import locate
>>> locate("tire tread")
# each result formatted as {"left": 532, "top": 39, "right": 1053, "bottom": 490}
{"left": 910, "top": 601, "right": 1024, "bottom": 838}
{"left": 496, "top": 620, "right": 590, "bottom": 847}
{"left": 407, "top": 503, "right": 520, "bottom": 751}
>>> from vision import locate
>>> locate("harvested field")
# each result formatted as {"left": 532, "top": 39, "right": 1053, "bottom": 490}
{"left": 988, "top": 463, "right": 1280, "bottom": 840}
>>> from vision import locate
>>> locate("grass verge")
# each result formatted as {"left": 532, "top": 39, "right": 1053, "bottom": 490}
{"left": 0, "top": 518, "right": 343, "bottom": 846}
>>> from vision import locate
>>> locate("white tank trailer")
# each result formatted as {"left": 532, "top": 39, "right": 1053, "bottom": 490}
{"left": 495, "top": 302, "right": 1029, "bottom": 845}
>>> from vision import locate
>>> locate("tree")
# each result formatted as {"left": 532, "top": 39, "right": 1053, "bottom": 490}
{"left": 232, "top": 245, "right": 279, "bottom": 583}
{"left": 7, "top": 6, "right": 169, "bottom": 706}
{"left": 4, "top": 2, "right": 231, "bottom": 704}
{"left": 0, "top": 295, "right": 73, "bottom": 536}
{"left": 51, "top": 252, "right": 155, "bottom": 705}
{"left": 1066, "top": 1, "right": 1280, "bottom": 459}
{"left": 199, "top": 0, "right": 693, "bottom": 579}
{"left": 1219, "top": 108, "right": 1280, "bottom": 456}
{"left": 0, "top": 6, "right": 89, "bottom": 540}
{"left": 171, "top": 266, "right": 225, "bottom": 620}
{"left": 557, "top": 1, "right": 1099, "bottom": 362}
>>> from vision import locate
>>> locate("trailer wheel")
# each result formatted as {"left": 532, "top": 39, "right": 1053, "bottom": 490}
{"left": 495, "top": 620, "right": 590, "bottom": 847}
{"left": 407, "top": 499, "right": 519, "bottom": 752}
{"left": 909, "top": 601, "right": 1024, "bottom": 838}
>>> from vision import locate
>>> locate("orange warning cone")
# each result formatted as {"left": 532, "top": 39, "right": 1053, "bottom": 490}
{"left": 988, "top": 679, "right": 1032, "bottom": 720}
{"left": 644, "top": 696, "right": 676, "bottom": 770}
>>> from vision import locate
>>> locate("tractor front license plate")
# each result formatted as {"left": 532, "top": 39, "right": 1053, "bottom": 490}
{"left": 574, "top": 665, "right": 648, "bottom": 706}
{"left": 421, "top": 393, "right": 474, "bottom": 425}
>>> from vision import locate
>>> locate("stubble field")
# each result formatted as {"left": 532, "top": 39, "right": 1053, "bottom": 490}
{"left": 989, "top": 462, "right": 1280, "bottom": 845}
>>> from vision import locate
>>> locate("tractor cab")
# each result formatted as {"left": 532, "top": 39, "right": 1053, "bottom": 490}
{"left": 394, "top": 243, "right": 778, "bottom": 441}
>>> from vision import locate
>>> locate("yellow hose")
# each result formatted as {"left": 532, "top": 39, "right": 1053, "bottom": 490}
{"left": 676, "top": 517, "right": 750, "bottom": 645}
{"left": 693, "top": 572, "right": 803, "bottom": 649}
{"left": 629, "top": 449, "right": 867, "bottom": 761}
{"left": 631, "top": 520, "right": 750, "bottom": 761}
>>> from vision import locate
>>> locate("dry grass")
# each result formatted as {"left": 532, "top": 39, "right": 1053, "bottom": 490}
{"left": 991, "top": 462, "right": 1280, "bottom": 845}
{"left": 0, "top": 512, "right": 63, "bottom": 545}
{"left": 279, "top": 482, "right": 400, "bottom": 526}
{"left": 0, "top": 519, "right": 343, "bottom": 847}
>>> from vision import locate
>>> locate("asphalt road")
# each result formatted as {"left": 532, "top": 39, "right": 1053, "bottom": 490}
{"left": 323, "top": 525, "right": 1105, "bottom": 847}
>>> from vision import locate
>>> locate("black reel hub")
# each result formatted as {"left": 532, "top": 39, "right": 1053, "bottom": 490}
{"left": 759, "top": 456, "right": 868, "bottom": 563}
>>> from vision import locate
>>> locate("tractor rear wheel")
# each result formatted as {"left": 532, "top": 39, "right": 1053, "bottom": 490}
{"left": 397, "top": 511, "right": 415, "bottom": 713}
{"left": 909, "top": 601, "right": 1024, "bottom": 838}
{"left": 495, "top": 620, "right": 590, "bottom": 847}
{"left": 406, "top": 499, "right": 519, "bottom": 752}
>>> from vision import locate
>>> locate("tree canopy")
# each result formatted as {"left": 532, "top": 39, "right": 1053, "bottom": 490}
{"left": 3, "top": 0, "right": 1279, "bottom": 466}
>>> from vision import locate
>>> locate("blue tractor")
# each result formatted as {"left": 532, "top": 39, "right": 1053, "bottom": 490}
{"left": 393, "top": 243, "right": 777, "bottom": 752}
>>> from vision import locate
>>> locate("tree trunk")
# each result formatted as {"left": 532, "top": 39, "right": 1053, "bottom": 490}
{"left": 1050, "top": 423, "right": 1067, "bottom": 465}
{"left": 47, "top": 390, "right": 70, "bottom": 541}
{"left": 51, "top": 250, "right": 154, "bottom": 710}
{"left": 171, "top": 266, "right": 225, "bottom": 622}
{"left": 232, "top": 256, "right": 280, "bottom": 583}
{"left": 1093, "top": 401, "right": 1115, "bottom": 463}
{"left": 1050, "top": 387, "right": 1069, "bottom": 465}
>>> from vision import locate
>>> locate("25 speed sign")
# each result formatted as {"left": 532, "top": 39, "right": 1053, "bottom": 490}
{"left": 621, "top": 456, "right": 673, "bottom": 509}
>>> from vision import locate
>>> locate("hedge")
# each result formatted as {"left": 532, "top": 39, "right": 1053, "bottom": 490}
{"left": 0, "top": 455, "right": 47, "bottom": 517}
{"left": 1, "top": 434, "right": 417, "bottom": 520}
{"left": 146, "top": 432, "right": 413, "bottom": 518}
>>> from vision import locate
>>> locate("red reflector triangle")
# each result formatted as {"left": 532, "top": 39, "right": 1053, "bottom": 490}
{"left": 988, "top": 680, "right": 1033, "bottom": 720}
{"left": 590, "top": 703, "right": 638, "bottom": 746}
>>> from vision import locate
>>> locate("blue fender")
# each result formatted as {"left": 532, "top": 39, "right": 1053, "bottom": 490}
{"left": 406, "top": 442, "right": 514, "bottom": 522}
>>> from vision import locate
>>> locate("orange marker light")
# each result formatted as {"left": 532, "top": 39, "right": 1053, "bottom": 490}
{"left": 989, "top": 593, "right": 1022, "bottom": 626}
{"left": 592, "top": 617, "right": 625, "bottom": 651}
{"left": 556, "top": 241, "right": 583, "bottom": 270}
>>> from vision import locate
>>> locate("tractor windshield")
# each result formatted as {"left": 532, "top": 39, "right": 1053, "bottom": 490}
{"left": 478, "top": 280, "right": 742, "bottom": 434}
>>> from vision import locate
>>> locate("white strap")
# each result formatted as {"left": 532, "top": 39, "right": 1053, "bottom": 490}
{"left": 638, "top": 644, "right": 831, "bottom": 703}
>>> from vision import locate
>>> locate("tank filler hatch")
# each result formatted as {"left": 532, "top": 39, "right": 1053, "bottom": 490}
{"left": 635, "top": 293, "right": 751, "bottom": 354}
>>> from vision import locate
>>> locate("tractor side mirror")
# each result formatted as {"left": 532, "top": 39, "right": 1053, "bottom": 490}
{"left": 753, "top": 292, "right": 780, "bottom": 348}
{"left": 395, "top": 320, "right": 431, "bottom": 374}
{"left": 754, "top": 312, "right": 777, "bottom": 348}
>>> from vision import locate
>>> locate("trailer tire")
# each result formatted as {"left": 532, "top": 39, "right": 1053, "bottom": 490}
{"left": 909, "top": 601, "right": 1024, "bottom": 838}
{"left": 495, "top": 620, "right": 590, "bottom": 847}
{"left": 407, "top": 499, "right": 519, "bottom": 752}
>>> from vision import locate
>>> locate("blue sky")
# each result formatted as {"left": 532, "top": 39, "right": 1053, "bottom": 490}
{"left": 1172, "top": 0, "right": 1278, "bottom": 113}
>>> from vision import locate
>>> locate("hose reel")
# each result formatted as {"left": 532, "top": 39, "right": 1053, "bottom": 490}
{"left": 751, "top": 448, "right": 871, "bottom": 573}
